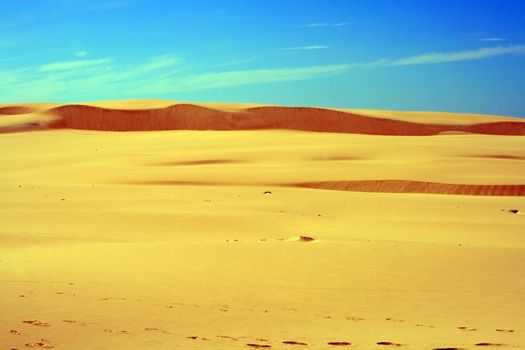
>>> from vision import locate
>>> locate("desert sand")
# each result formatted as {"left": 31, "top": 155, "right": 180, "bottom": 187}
{"left": 1, "top": 101, "right": 524, "bottom": 350}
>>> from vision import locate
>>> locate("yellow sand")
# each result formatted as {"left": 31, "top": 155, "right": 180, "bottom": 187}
{"left": 1, "top": 104, "right": 524, "bottom": 350}
{"left": 341, "top": 109, "right": 522, "bottom": 125}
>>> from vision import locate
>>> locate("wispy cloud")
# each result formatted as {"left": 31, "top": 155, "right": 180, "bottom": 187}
{"left": 0, "top": 53, "right": 305, "bottom": 98}
{"left": 282, "top": 45, "right": 329, "bottom": 50}
{"left": 210, "top": 57, "right": 263, "bottom": 67}
{"left": 0, "top": 53, "right": 348, "bottom": 101}
{"left": 140, "top": 64, "right": 350, "bottom": 94}
{"left": 384, "top": 45, "right": 525, "bottom": 66}
{"left": 301, "top": 22, "right": 349, "bottom": 28}
{"left": 478, "top": 38, "right": 507, "bottom": 42}
{"left": 74, "top": 51, "right": 88, "bottom": 57}
{"left": 139, "top": 54, "right": 180, "bottom": 71}
{"left": 2, "top": 45, "right": 525, "bottom": 102}
{"left": 37, "top": 58, "right": 113, "bottom": 72}
{"left": 0, "top": 55, "right": 35, "bottom": 63}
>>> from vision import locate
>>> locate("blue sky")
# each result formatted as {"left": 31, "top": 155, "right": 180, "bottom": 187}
{"left": 1, "top": 0, "right": 525, "bottom": 116}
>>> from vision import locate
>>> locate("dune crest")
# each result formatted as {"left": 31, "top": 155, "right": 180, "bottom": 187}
{"left": 5, "top": 102, "right": 515, "bottom": 135}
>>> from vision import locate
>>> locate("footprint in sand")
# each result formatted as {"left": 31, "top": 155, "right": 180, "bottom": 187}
{"left": 10, "top": 330, "right": 23, "bottom": 335}
{"left": 22, "top": 320, "right": 50, "bottom": 327}
{"left": 475, "top": 343, "right": 505, "bottom": 347}
{"left": 165, "top": 302, "right": 186, "bottom": 309}
{"left": 377, "top": 341, "right": 403, "bottom": 346}
{"left": 187, "top": 336, "right": 209, "bottom": 340}
{"left": 496, "top": 329, "right": 515, "bottom": 333}
{"left": 62, "top": 320, "right": 89, "bottom": 326}
{"left": 24, "top": 339, "right": 54, "bottom": 348}
{"left": 99, "top": 297, "right": 126, "bottom": 301}
{"left": 458, "top": 326, "right": 477, "bottom": 331}
{"left": 433, "top": 348, "right": 464, "bottom": 350}
{"left": 285, "top": 236, "right": 316, "bottom": 242}
{"left": 247, "top": 344, "right": 272, "bottom": 348}
{"left": 217, "top": 335, "right": 239, "bottom": 341}
{"left": 103, "top": 329, "right": 129, "bottom": 334}
{"left": 327, "top": 341, "right": 352, "bottom": 346}
{"left": 345, "top": 316, "right": 365, "bottom": 321}
{"left": 144, "top": 327, "right": 170, "bottom": 334}
{"left": 282, "top": 340, "right": 308, "bottom": 345}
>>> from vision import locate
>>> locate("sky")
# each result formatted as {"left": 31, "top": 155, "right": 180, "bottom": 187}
{"left": 1, "top": 0, "right": 525, "bottom": 116}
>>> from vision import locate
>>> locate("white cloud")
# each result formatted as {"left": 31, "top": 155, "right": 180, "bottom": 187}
{"left": 139, "top": 54, "right": 180, "bottom": 71}
{"left": 0, "top": 57, "right": 349, "bottom": 101}
{"left": 210, "top": 57, "right": 262, "bottom": 67}
{"left": 282, "top": 45, "right": 329, "bottom": 50}
{"left": 302, "top": 22, "right": 349, "bottom": 28}
{"left": 384, "top": 45, "right": 525, "bottom": 66}
{"left": 0, "top": 55, "right": 33, "bottom": 63}
{"left": 2, "top": 45, "right": 525, "bottom": 102}
{"left": 0, "top": 67, "right": 35, "bottom": 85}
{"left": 140, "top": 64, "right": 350, "bottom": 94}
{"left": 74, "top": 51, "right": 88, "bottom": 57}
{"left": 478, "top": 38, "right": 506, "bottom": 42}
{"left": 37, "top": 58, "right": 113, "bottom": 72}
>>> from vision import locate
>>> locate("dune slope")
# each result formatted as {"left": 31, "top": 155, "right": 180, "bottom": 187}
{"left": 294, "top": 180, "right": 525, "bottom": 196}
{"left": 44, "top": 104, "right": 525, "bottom": 135}
{"left": 0, "top": 106, "right": 36, "bottom": 115}
{"left": 2, "top": 101, "right": 525, "bottom": 135}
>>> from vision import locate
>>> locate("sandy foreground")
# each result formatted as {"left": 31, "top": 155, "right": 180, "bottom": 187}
{"left": 1, "top": 101, "right": 524, "bottom": 350}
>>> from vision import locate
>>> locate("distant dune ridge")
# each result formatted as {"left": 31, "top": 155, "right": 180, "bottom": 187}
{"left": 1, "top": 100, "right": 524, "bottom": 197}
{"left": 1, "top": 101, "right": 525, "bottom": 135}
{"left": 0, "top": 105, "right": 36, "bottom": 115}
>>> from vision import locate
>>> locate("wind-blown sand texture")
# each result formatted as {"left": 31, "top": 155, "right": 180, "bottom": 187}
{"left": 1, "top": 101, "right": 524, "bottom": 349}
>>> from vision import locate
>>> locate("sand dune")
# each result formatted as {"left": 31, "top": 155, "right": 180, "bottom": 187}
{"left": 293, "top": 180, "right": 525, "bottom": 196}
{"left": 124, "top": 180, "right": 525, "bottom": 196}
{"left": 1, "top": 101, "right": 524, "bottom": 135}
{"left": 343, "top": 109, "right": 524, "bottom": 125}
{"left": 1, "top": 100, "right": 524, "bottom": 349}
{"left": 0, "top": 105, "right": 36, "bottom": 115}
{"left": 46, "top": 104, "right": 525, "bottom": 135}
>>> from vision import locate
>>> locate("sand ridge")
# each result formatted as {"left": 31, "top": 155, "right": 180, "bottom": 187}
{"left": 45, "top": 104, "right": 525, "bottom": 135}
{"left": 1, "top": 100, "right": 525, "bottom": 135}
{"left": 293, "top": 180, "right": 525, "bottom": 196}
